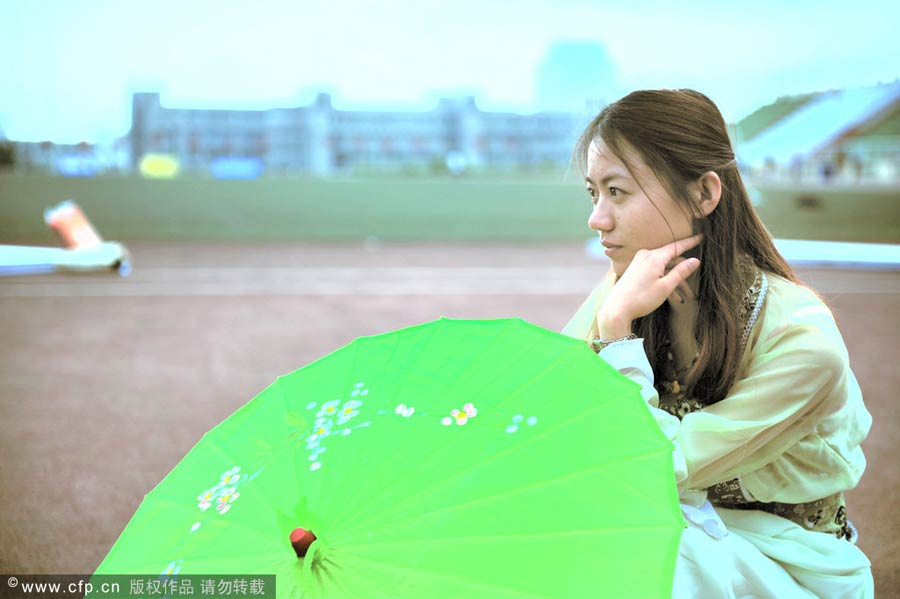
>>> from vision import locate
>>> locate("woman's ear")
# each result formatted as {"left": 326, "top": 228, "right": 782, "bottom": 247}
{"left": 696, "top": 171, "right": 722, "bottom": 217}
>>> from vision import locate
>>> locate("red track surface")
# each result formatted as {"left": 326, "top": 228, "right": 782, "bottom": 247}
{"left": 1, "top": 242, "right": 897, "bottom": 595}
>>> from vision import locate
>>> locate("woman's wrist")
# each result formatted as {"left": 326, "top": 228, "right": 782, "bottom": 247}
{"left": 596, "top": 313, "right": 633, "bottom": 340}
{"left": 591, "top": 333, "right": 638, "bottom": 353}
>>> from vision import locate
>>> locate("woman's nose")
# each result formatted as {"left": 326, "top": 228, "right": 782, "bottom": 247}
{"left": 588, "top": 202, "right": 613, "bottom": 232}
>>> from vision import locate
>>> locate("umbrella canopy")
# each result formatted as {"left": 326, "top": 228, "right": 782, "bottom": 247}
{"left": 94, "top": 318, "right": 684, "bottom": 598}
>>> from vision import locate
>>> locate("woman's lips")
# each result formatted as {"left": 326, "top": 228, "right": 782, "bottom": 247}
{"left": 602, "top": 243, "right": 622, "bottom": 257}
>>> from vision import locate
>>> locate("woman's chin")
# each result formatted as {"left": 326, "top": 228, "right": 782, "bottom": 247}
{"left": 611, "top": 257, "right": 630, "bottom": 278}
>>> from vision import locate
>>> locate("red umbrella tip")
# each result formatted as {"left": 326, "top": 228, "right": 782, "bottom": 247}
{"left": 290, "top": 527, "right": 317, "bottom": 558}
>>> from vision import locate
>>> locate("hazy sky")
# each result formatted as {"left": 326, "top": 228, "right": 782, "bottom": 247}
{"left": 2, "top": 0, "right": 898, "bottom": 143}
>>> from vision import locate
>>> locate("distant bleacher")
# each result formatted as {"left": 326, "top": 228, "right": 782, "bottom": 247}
{"left": 736, "top": 83, "right": 900, "bottom": 169}
{"left": 733, "top": 93, "right": 820, "bottom": 143}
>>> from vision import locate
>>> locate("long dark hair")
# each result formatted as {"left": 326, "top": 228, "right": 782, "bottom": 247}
{"left": 575, "top": 89, "right": 800, "bottom": 405}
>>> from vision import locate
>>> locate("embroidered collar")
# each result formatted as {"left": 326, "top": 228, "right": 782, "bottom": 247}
{"left": 738, "top": 260, "right": 768, "bottom": 352}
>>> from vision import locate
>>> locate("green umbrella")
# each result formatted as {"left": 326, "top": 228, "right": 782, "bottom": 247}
{"left": 94, "top": 318, "right": 684, "bottom": 598}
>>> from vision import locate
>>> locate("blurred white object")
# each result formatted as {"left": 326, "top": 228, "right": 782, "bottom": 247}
{"left": 0, "top": 242, "right": 131, "bottom": 276}
{"left": 1, "top": 200, "right": 131, "bottom": 276}
{"left": 586, "top": 238, "right": 900, "bottom": 270}
{"left": 773, "top": 239, "right": 900, "bottom": 269}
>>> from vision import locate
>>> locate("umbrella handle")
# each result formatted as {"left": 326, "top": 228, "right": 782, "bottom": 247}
{"left": 290, "top": 528, "right": 317, "bottom": 558}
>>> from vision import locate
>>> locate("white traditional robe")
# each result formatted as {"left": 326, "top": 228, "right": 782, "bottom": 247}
{"left": 562, "top": 273, "right": 874, "bottom": 598}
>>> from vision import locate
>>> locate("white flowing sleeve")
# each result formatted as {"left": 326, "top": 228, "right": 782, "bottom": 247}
{"left": 597, "top": 306, "right": 870, "bottom": 501}
{"left": 598, "top": 339, "right": 690, "bottom": 489}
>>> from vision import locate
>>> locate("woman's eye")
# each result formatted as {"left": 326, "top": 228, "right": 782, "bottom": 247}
{"left": 609, "top": 187, "right": 621, "bottom": 197}
{"left": 586, "top": 189, "right": 598, "bottom": 204}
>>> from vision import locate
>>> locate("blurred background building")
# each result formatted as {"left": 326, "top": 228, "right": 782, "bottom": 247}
{"left": 11, "top": 139, "right": 130, "bottom": 177}
{"left": 127, "top": 91, "right": 587, "bottom": 177}
{"left": 6, "top": 81, "right": 899, "bottom": 183}
{"left": 1, "top": 19, "right": 897, "bottom": 184}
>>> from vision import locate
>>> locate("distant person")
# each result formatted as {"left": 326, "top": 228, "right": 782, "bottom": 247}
{"left": 850, "top": 154, "right": 864, "bottom": 181}
{"left": 789, "top": 154, "right": 805, "bottom": 182}
{"left": 763, "top": 155, "right": 777, "bottom": 179}
{"left": 834, "top": 149, "right": 847, "bottom": 178}
{"left": 564, "top": 89, "right": 873, "bottom": 598}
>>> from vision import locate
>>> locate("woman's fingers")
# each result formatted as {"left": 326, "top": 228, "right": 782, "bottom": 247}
{"left": 662, "top": 234, "right": 703, "bottom": 262}
{"left": 670, "top": 280, "right": 694, "bottom": 303}
{"left": 660, "top": 236, "right": 702, "bottom": 303}
{"left": 601, "top": 235, "right": 703, "bottom": 322}
{"left": 664, "top": 255, "right": 688, "bottom": 272}
{"left": 663, "top": 256, "right": 697, "bottom": 301}
{"left": 662, "top": 257, "right": 701, "bottom": 295}
{"left": 636, "top": 234, "right": 702, "bottom": 271}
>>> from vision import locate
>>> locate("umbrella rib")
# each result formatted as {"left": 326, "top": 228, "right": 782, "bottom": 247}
{"left": 301, "top": 322, "right": 623, "bottom": 531}
{"left": 318, "top": 319, "right": 527, "bottom": 524}
{"left": 339, "top": 343, "right": 623, "bottom": 525}
{"left": 145, "top": 496, "right": 286, "bottom": 548}
{"left": 312, "top": 554, "right": 357, "bottom": 599}
{"left": 338, "top": 449, "right": 679, "bottom": 541}
{"left": 338, "top": 553, "right": 547, "bottom": 599}
{"left": 157, "top": 546, "right": 296, "bottom": 574}
{"left": 143, "top": 436, "right": 299, "bottom": 540}
{"left": 196, "top": 440, "right": 294, "bottom": 526}
{"left": 345, "top": 523, "right": 683, "bottom": 548}
{"left": 288, "top": 328, "right": 439, "bottom": 533}
{"left": 96, "top": 497, "right": 288, "bottom": 573}
{"left": 340, "top": 396, "right": 667, "bottom": 537}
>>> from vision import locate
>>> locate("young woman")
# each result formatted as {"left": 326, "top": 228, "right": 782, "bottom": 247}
{"left": 562, "top": 89, "right": 873, "bottom": 598}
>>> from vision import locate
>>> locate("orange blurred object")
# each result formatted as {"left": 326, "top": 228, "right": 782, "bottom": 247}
{"left": 44, "top": 200, "right": 104, "bottom": 249}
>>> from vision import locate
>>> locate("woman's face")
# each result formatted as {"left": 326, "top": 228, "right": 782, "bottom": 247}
{"left": 586, "top": 138, "right": 695, "bottom": 277}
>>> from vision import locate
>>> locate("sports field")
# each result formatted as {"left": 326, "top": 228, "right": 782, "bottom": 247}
{"left": 2, "top": 175, "right": 899, "bottom": 244}
{"left": 0, "top": 241, "right": 898, "bottom": 596}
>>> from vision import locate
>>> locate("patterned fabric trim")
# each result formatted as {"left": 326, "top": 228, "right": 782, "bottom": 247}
{"left": 740, "top": 271, "right": 767, "bottom": 350}
{"left": 706, "top": 477, "right": 755, "bottom": 504}
{"left": 711, "top": 491, "right": 859, "bottom": 542}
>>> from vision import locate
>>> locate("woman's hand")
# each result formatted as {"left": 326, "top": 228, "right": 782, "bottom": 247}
{"left": 595, "top": 235, "right": 702, "bottom": 339}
